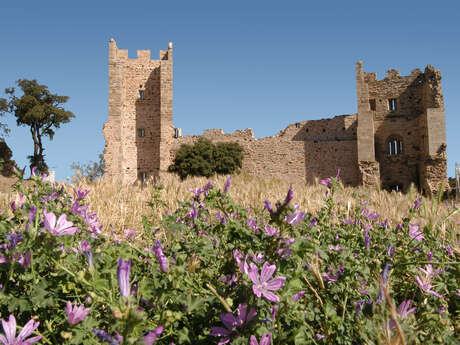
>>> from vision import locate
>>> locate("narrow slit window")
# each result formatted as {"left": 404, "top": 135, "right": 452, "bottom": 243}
{"left": 140, "top": 172, "right": 147, "bottom": 183}
{"left": 388, "top": 98, "right": 397, "bottom": 111}
{"left": 387, "top": 136, "right": 403, "bottom": 155}
{"left": 369, "top": 99, "right": 376, "bottom": 111}
{"left": 174, "top": 128, "right": 179, "bottom": 138}
{"left": 138, "top": 129, "right": 145, "bottom": 137}
{"left": 139, "top": 90, "right": 145, "bottom": 100}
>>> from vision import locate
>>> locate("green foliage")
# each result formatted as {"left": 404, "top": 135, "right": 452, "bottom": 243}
{"left": 70, "top": 153, "right": 105, "bottom": 182}
{"left": 0, "top": 140, "right": 17, "bottom": 177}
{"left": 169, "top": 138, "right": 243, "bottom": 179}
{"left": 1, "top": 79, "right": 75, "bottom": 174}
{"left": 0, "top": 172, "right": 458, "bottom": 344}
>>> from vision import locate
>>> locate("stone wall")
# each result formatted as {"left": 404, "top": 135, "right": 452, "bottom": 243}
{"left": 104, "top": 41, "right": 448, "bottom": 194}
{"left": 171, "top": 113, "right": 359, "bottom": 185}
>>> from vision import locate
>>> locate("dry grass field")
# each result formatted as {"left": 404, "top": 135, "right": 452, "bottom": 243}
{"left": 1, "top": 173, "right": 458, "bottom": 248}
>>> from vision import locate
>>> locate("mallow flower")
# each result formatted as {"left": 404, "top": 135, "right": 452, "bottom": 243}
{"left": 66, "top": 301, "right": 91, "bottom": 325}
{"left": 153, "top": 240, "right": 169, "bottom": 272}
{"left": 210, "top": 304, "right": 257, "bottom": 344}
{"left": 250, "top": 333, "right": 272, "bottom": 345}
{"left": 117, "top": 258, "right": 132, "bottom": 297}
{"left": 43, "top": 210, "right": 79, "bottom": 236}
{"left": 249, "top": 261, "right": 286, "bottom": 302}
{"left": 0, "top": 314, "right": 41, "bottom": 345}
{"left": 142, "top": 326, "right": 163, "bottom": 345}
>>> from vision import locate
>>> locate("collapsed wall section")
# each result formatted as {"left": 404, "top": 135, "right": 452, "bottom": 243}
{"left": 171, "top": 113, "right": 360, "bottom": 185}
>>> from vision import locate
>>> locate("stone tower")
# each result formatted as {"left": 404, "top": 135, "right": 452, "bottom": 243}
{"left": 103, "top": 39, "right": 173, "bottom": 183}
{"left": 356, "top": 62, "right": 447, "bottom": 194}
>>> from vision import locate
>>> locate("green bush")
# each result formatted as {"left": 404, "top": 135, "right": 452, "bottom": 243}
{"left": 169, "top": 138, "right": 243, "bottom": 179}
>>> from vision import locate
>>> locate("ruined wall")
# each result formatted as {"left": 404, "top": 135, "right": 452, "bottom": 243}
{"left": 103, "top": 42, "right": 447, "bottom": 193}
{"left": 171, "top": 113, "right": 360, "bottom": 185}
{"left": 104, "top": 39, "right": 173, "bottom": 184}
{"left": 358, "top": 63, "right": 447, "bottom": 193}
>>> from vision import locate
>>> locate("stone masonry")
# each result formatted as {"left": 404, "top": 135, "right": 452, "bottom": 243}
{"left": 104, "top": 40, "right": 448, "bottom": 194}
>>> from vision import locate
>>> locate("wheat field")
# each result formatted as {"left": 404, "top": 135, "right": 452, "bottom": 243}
{"left": 1, "top": 173, "right": 459, "bottom": 248}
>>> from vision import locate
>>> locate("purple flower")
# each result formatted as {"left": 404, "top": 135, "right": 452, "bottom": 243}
{"left": 25, "top": 206, "right": 37, "bottom": 231}
{"left": 153, "top": 240, "right": 169, "bottom": 272}
{"left": 210, "top": 304, "right": 257, "bottom": 343}
{"left": 291, "top": 290, "right": 306, "bottom": 302}
{"left": 233, "top": 250, "right": 249, "bottom": 275}
{"left": 117, "top": 258, "right": 132, "bottom": 297}
{"left": 328, "top": 244, "right": 342, "bottom": 252}
{"left": 124, "top": 229, "right": 136, "bottom": 240}
{"left": 397, "top": 300, "right": 416, "bottom": 318}
{"left": 92, "top": 329, "right": 120, "bottom": 345}
{"left": 185, "top": 204, "right": 198, "bottom": 220}
{"left": 0, "top": 315, "right": 41, "bottom": 345}
{"left": 413, "top": 198, "right": 422, "bottom": 210}
{"left": 284, "top": 187, "right": 294, "bottom": 205}
{"left": 66, "top": 301, "right": 90, "bottom": 325}
{"left": 17, "top": 251, "right": 31, "bottom": 269}
{"left": 143, "top": 326, "right": 163, "bottom": 345}
{"left": 247, "top": 218, "right": 258, "bottom": 232}
{"left": 320, "top": 177, "right": 332, "bottom": 188}
{"left": 443, "top": 245, "right": 453, "bottom": 257}
{"left": 264, "top": 200, "right": 274, "bottom": 214}
{"left": 42, "top": 210, "right": 79, "bottom": 236}
{"left": 427, "top": 251, "right": 433, "bottom": 261}
{"left": 74, "top": 187, "right": 89, "bottom": 200}
{"left": 285, "top": 211, "right": 305, "bottom": 225}
{"left": 249, "top": 261, "right": 286, "bottom": 302}
{"left": 219, "top": 274, "right": 238, "bottom": 286}
{"left": 409, "top": 223, "right": 423, "bottom": 241}
{"left": 386, "top": 244, "right": 395, "bottom": 256}
{"left": 309, "top": 218, "right": 317, "bottom": 227}
{"left": 224, "top": 177, "right": 232, "bottom": 193}
{"left": 264, "top": 225, "right": 279, "bottom": 237}
{"left": 250, "top": 333, "right": 272, "bottom": 345}
{"left": 315, "top": 333, "right": 325, "bottom": 340}
{"left": 376, "top": 264, "right": 392, "bottom": 304}
{"left": 415, "top": 264, "right": 443, "bottom": 298}
{"left": 322, "top": 265, "right": 344, "bottom": 284}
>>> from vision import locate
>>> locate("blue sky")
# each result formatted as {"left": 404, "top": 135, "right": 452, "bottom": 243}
{"left": 1, "top": 0, "right": 459, "bottom": 181}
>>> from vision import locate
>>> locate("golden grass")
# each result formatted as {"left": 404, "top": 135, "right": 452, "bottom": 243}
{"left": 1, "top": 173, "right": 458, "bottom": 248}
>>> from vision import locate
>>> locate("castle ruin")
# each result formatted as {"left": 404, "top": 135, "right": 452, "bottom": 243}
{"left": 103, "top": 40, "right": 447, "bottom": 194}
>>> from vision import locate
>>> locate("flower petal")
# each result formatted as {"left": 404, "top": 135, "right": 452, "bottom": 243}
{"left": 266, "top": 276, "right": 286, "bottom": 291}
{"left": 262, "top": 290, "right": 280, "bottom": 303}
{"left": 260, "top": 262, "right": 276, "bottom": 283}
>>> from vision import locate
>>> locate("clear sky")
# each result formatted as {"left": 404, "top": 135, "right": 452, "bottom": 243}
{"left": 1, "top": 0, "right": 459, "bottom": 181}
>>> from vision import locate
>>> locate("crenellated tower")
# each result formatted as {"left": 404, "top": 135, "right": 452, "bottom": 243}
{"left": 103, "top": 39, "right": 173, "bottom": 183}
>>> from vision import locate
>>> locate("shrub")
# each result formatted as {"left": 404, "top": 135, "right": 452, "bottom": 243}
{"left": 168, "top": 138, "right": 243, "bottom": 179}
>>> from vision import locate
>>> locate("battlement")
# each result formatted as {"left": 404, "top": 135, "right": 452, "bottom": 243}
{"left": 109, "top": 38, "right": 172, "bottom": 62}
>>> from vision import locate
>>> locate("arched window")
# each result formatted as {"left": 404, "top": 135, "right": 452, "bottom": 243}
{"left": 387, "top": 136, "right": 403, "bottom": 155}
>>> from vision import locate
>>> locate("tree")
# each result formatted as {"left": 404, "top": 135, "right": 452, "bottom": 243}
{"left": 70, "top": 152, "right": 105, "bottom": 182}
{"left": 1, "top": 79, "right": 75, "bottom": 174}
{"left": 0, "top": 98, "right": 10, "bottom": 138}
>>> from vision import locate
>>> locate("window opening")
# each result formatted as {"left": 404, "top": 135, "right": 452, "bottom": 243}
{"left": 387, "top": 136, "right": 403, "bottom": 155}
{"left": 295, "top": 123, "right": 300, "bottom": 128}
{"left": 140, "top": 172, "right": 147, "bottom": 183}
{"left": 369, "top": 99, "right": 376, "bottom": 111}
{"left": 390, "top": 184, "right": 403, "bottom": 192}
{"left": 388, "top": 98, "right": 396, "bottom": 111}
{"left": 139, "top": 90, "right": 145, "bottom": 100}
{"left": 138, "top": 129, "right": 145, "bottom": 137}
{"left": 174, "top": 128, "right": 179, "bottom": 138}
